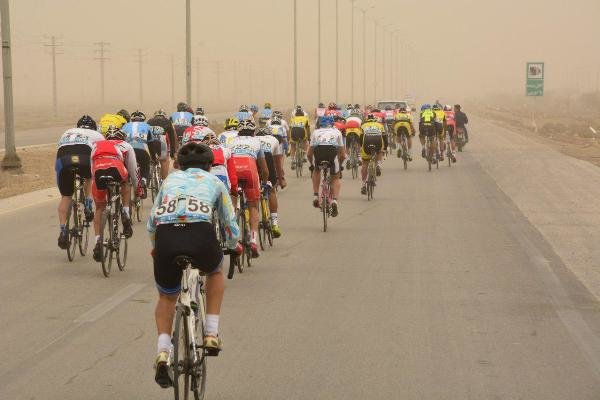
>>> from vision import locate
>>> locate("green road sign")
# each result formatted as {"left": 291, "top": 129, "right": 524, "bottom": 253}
{"left": 526, "top": 62, "right": 544, "bottom": 96}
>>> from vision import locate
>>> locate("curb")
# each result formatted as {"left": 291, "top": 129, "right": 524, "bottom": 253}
{"left": 0, "top": 187, "right": 60, "bottom": 216}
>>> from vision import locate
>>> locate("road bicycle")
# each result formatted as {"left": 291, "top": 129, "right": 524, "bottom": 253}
{"left": 345, "top": 134, "right": 360, "bottom": 179}
{"left": 149, "top": 157, "right": 163, "bottom": 202}
{"left": 424, "top": 131, "right": 439, "bottom": 172}
{"left": 456, "top": 126, "right": 466, "bottom": 152}
{"left": 210, "top": 211, "right": 240, "bottom": 281}
{"left": 294, "top": 142, "right": 306, "bottom": 178}
{"left": 317, "top": 161, "right": 333, "bottom": 232}
{"left": 97, "top": 176, "right": 128, "bottom": 277}
{"left": 235, "top": 185, "right": 252, "bottom": 272}
{"left": 65, "top": 167, "right": 90, "bottom": 261}
{"left": 444, "top": 130, "right": 454, "bottom": 167}
{"left": 258, "top": 182, "right": 273, "bottom": 251}
{"left": 129, "top": 172, "right": 143, "bottom": 223}
{"left": 385, "top": 120, "right": 396, "bottom": 155}
{"left": 396, "top": 125, "right": 411, "bottom": 170}
{"left": 366, "top": 145, "right": 378, "bottom": 201}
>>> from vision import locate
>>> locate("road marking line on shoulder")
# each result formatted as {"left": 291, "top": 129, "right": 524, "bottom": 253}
{"left": 74, "top": 283, "right": 146, "bottom": 323}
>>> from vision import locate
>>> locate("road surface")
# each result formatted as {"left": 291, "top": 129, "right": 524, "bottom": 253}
{"left": 1, "top": 116, "right": 600, "bottom": 399}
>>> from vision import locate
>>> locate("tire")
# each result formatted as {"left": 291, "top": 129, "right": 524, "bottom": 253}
{"left": 117, "top": 236, "right": 127, "bottom": 271}
{"left": 191, "top": 299, "right": 207, "bottom": 400}
{"left": 227, "top": 254, "right": 236, "bottom": 280}
{"left": 172, "top": 306, "right": 191, "bottom": 400}
{"left": 100, "top": 209, "right": 113, "bottom": 277}
{"left": 236, "top": 210, "right": 246, "bottom": 273}
{"left": 65, "top": 202, "right": 77, "bottom": 262}
{"left": 322, "top": 198, "right": 327, "bottom": 232}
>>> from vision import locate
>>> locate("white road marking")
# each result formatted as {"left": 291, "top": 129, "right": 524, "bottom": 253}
{"left": 74, "top": 283, "right": 146, "bottom": 323}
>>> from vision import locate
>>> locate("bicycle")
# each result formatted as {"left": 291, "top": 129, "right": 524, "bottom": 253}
{"left": 235, "top": 185, "right": 252, "bottom": 272}
{"left": 149, "top": 157, "right": 162, "bottom": 203}
{"left": 396, "top": 126, "right": 411, "bottom": 170}
{"left": 258, "top": 182, "right": 273, "bottom": 251}
{"left": 97, "top": 176, "right": 128, "bottom": 277}
{"left": 210, "top": 210, "right": 240, "bottom": 281}
{"left": 424, "top": 132, "right": 439, "bottom": 172}
{"left": 65, "top": 167, "right": 90, "bottom": 261}
{"left": 385, "top": 120, "right": 396, "bottom": 155}
{"left": 456, "top": 126, "right": 466, "bottom": 152}
{"left": 444, "top": 130, "right": 453, "bottom": 167}
{"left": 130, "top": 173, "right": 143, "bottom": 223}
{"left": 366, "top": 145, "right": 378, "bottom": 201}
{"left": 345, "top": 134, "right": 360, "bottom": 179}
{"left": 294, "top": 142, "right": 306, "bottom": 178}
{"left": 317, "top": 161, "right": 333, "bottom": 232}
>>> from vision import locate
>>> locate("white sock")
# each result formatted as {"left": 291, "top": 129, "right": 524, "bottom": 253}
{"left": 95, "top": 235, "right": 100, "bottom": 243}
{"left": 271, "top": 213, "right": 278, "bottom": 224}
{"left": 157, "top": 333, "right": 171, "bottom": 353}
{"left": 205, "top": 314, "right": 219, "bottom": 336}
{"left": 122, "top": 207, "right": 130, "bottom": 217}
{"left": 251, "top": 231, "right": 258, "bottom": 244}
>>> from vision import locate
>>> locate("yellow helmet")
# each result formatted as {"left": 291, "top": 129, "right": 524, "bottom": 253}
{"left": 224, "top": 117, "right": 239, "bottom": 130}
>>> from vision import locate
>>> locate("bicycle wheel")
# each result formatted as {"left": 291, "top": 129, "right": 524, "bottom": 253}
{"left": 172, "top": 305, "right": 191, "bottom": 400}
{"left": 191, "top": 305, "right": 207, "bottom": 400}
{"left": 66, "top": 201, "right": 77, "bottom": 261}
{"left": 236, "top": 211, "right": 245, "bottom": 273}
{"left": 295, "top": 150, "right": 302, "bottom": 178}
{"left": 447, "top": 146, "right": 452, "bottom": 167}
{"left": 77, "top": 186, "right": 89, "bottom": 256}
{"left": 321, "top": 196, "right": 328, "bottom": 232}
{"left": 99, "top": 209, "right": 113, "bottom": 277}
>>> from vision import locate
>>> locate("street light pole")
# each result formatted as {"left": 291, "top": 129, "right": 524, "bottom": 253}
{"left": 317, "top": 0, "right": 321, "bottom": 103}
{"left": 350, "top": 0, "right": 355, "bottom": 102}
{"left": 335, "top": 0, "right": 339, "bottom": 104}
{"left": 0, "top": 0, "right": 20, "bottom": 169}
{"left": 362, "top": 9, "right": 366, "bottom": 106}
{"left": 293, "top": 0, "right": 298, "bottom": 106}
{"left": 185, "top": 0, "right": 191, "bottom": 105}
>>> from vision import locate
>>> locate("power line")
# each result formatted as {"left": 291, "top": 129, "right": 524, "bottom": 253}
{"left": 93, "top": 41, "right": 110, "bottom": 105}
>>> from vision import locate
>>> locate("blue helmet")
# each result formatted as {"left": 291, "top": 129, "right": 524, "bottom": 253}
{"left": 250, "top": 104, "right": 259, "bottom": 112}
{"left": 421, "top": 104, "right": 431, "bottom": 111}
{"left": 320, "top": 115, "right": 334, "bottom": 127}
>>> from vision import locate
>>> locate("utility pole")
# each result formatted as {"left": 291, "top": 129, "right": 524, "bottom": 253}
{"left": 293, "top": 0, "right": 298, "bottom": 106}
{"left": 170, "top": 54, "right": 175, "bottom": 105}
{"left": 44, "top": 36, "right": 62, "bottom": 117}
{"left": 136, "top": 48, "right": 144, "bottom": 106}
{"left": 374, "top": 20, "right": 378, "bottom": 104}
{"left": 335, "top": 0, "right": 339, "bottom": 103}
{"left": 0, "top": 0, "right": 20, "bottom": 169}
{"left": 317, "top": 0, "right": 321, "bottom": 103}
{"left": 361, "top": 9, "right": 366, "bottom": 106}
{"left": 350, "top": 0, "right": 356, "bottom": 102}
{"left": 196, "top": 57, "right": 200, "bottom": 106}
{"left": 93, "top": 41, "right": 110, "bottom": 106}
{"left": 185, "top": 0, "right": 192, "bottom": 105}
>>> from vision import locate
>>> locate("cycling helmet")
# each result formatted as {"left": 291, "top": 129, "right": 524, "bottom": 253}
{"left": 105, "top": 126, "right": 126, "bottom": 141}
{"left": 347, "top": 103, "right": 353, "bottom": 109}
{"left": 399, "top": 106, "right": 407, "bottom": 112}
{"left": 454, "top": 104, "right": 461, "bottom": 110}
{"left": 366, "top": 113, "right": 377, "bottom": 123}
{"left": 239, "top": 104, "right": 249, "bottom": 112}
{"left": 192, "top": 115, "right": 209, "bottom": 127}
{"left": 177, "top": 102, "right": 190, "bottom": 112}
{"left": 270, "top": 115, "right": 282, "bottom": 125}
{"left": 319, "top": 115, "right": 334, "bottom": 127}
{"left": 354, "top": 103, "right": 360, "bottom": 109}
{"left": 224, "top": 117, "right": 239, "bottom": 130}
{"left": 131, "top": 110, "right": 146, "bottom": 122}
{"left": 201, "top": 131, "right": 220, "bottom": 146}
{"left": 273, "top": 110, "right": 283, "bottom": 118}
{"left": 195, "top": 106, "right": 205, "bottom": 115}
{"left": 264, "top": 102, "right": 272, "bottom": 109}
{"left": 238, "top": 119, "right": 256, "bottom": 135}
{"left": 177, "top": 142, "right": 214, "bottom": 170}
{"left": 350, "top": 109, "right": 362, "bottom": 117}
{"left": 295, "top": 105, "right": 304, "bottom": 116}
{"left": 421, "top": 104, "right": 431, "bottom": 111}
{"left": 256, "top": 127, "right": 270, "bottom": 136}
{"left": 443, "top": 105, "right": 452, "bottom": 111}
{"left": 116, "top": 109, "right": 130, "bottom": 122}
{"left": 250, "top": 104, "right": 259, "bottom": 113}
{"left": 154, "top": 109, "right": 167, "bottom": 117}
{"left": 432, "top": 104, "right": 441, "bottom": 110}
{"left": 77, "top": 115, "right": 97, "bottom": 131}
{"left": 318, "top": 102, "right": 325, "bottom": 108}
{"left": 328, "top": 102, "right": 337, "bottom": 110}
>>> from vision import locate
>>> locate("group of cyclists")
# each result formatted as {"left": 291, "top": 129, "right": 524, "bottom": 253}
{"left": 53, "top": 99, "right": 468, "bottom": 390}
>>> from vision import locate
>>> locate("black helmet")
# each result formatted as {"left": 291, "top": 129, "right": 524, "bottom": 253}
{"left": 77, "top": 115, "right": 97, "bottom": 131}
{"left": 116, "top": 109, "right": 130, "bottom": 122}
{"left": 238, "top": 119, "right": 256, "bottom": 136}
{"left": 106, "top": 126, "right": 126, "bottom": 141}
{"left": 131, "top": 110, "right": 146, "bottom": 122}
{"left": 177, "top": 142, "right": 214, "bottom": 170}
{"left": 195, "top": 106, "right": 205, "bottom": 115}
{"left": 177, "top": 102, "right": 190, "bottom": 112}
{"left": 256, "top": 127, "right": 269, "bottom": 136}
{"left": 354, "top": 103, "right": 360, "bottom": 109}
{"left": 318, "top": 102, "right": 325, "bottom": 108}
{"left": 154, "top": 109, "right": 167, "bottom": 117}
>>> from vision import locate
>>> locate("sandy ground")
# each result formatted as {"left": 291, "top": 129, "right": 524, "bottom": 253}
{"left": 0, "top": 145, "right": 56, "bottom": 199}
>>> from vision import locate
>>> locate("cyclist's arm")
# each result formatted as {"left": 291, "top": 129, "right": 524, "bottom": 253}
{"left": 123, "top": 144, "right": 139, "bottom": 189}
{"left": 146, "top": 184, "right": 165, "bottom": 248}
{"left": 217, "top": 182, "right": 240, "bottom": 249}
{"left": 166, "top": 122, "right": 178, "bottom": 157}
{"left": 336, "top": 133, "right": 346, "bottom": 163}
{"left": 256, "top": 155, "right": 269, "bottom": 181}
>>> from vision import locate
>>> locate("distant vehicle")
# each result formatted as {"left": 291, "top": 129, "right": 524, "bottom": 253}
{"left": 377, "top": 100, "right": 409, "bottom": 111}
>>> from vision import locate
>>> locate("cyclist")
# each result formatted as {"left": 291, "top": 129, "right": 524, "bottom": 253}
{"left": 91, "top": 126, "right": 140, "bottom": 262}
{"left": 443, "top": 105, "right": 457, "bottom": 162}
{"left": 307, "top": 115, "right": 345, "bottom": 217}
{"left": 315, "top": 102, "right": 326, "bottom": 128}
{"left": 181, "top": 114, "right": 215, "bottom": 146}
{"left": 219, "top": 117, "right": 239, "bottom": 147}
{"left": 147, "top": 109, "right": 176, "bottom": 180}
{"left": 432, "top": 103, "right": 446, "bottom": 161}
{"left": 325, "top": 102, "right": 341, "bottom": 118}
{"left": 195, "top": 106, "right": 205, "bottom": 115}
{"left": 99, "top": 109, "right": 129, "bottom": 135}
{"left": 235, "top": 105, "right": 253, "bottom": 122}
{"left": 394, "top": 105, "right": 415, "bottom": 160}
{"left": 259, "top": 102, "right": 273, "bottom": 127}
{"left": 289, "top": 105, "right": 310, "bottom": 170}
{"left": 200, "top": 132, "right": 238, "bottom": 197}
{"left": 419, "top": 104, "right": 437, "bottom": 159}
{"left": 268, "top": 115, "right": 289, "bottom": 162}
{"left": 342, "top": 104, "right": 353, "bottom": 119}
{"left": 454, "top": 104, "right": 469, "bottom": 143}
{"left": 56, "top": 115, "right": 104, "bottom": 249}
{"left": 360, "top": 113, "right": 385, "bottom": 194}
{"left": 256, "top": 126, "right": 284, "bottom": 237}
{"left": 344, "top": 109, "right": 363, "bottom": 169}
{"left": 149, "top": 142, "right": 241, "bottom": 388}
{"left": 170, "top": 102, "right": 194, "bottom": 146}
{"left": 122, "top": 110, "right": 153, "bottom": 197}
{"left": 250, "top": 104, "right": 259, "bottom": 120}
{"left": 227, "top": 119, "right": 269, "bottom": 257}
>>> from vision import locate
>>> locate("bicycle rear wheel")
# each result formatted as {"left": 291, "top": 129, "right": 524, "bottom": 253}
{"left": 65, "top": 201, "right": 77, "bottom": 261}
{"left": 78, "top": 187, "right": 89, "bottom": 256}
{"left": 191, "top": 309, "right": 207, "bottom": 400}
{"left": 321, "top": 197, "right": 328, "bottom": 232}
{"left": 100, "top": 209, "right": 113, "bottom": 277}
{"left": 172, "top": 305, "right": 191, "bottom": 400}
{"left": 236, "top": 210, "right": 246, "bottom": 273}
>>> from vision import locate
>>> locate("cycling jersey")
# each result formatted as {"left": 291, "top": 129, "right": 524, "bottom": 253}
{"left": 394, "top": 112, "right": 415, "bottom": 136}
{"left": 99, "top": 114, "right": 127, "bottom": 135}
{"left": 434, "top": 110, "right": 446, "bottom": 124}
{"left": 219, "top": 130, "right": 239, "bottom": 147}
{"left": 310, "top": 127, "right": 344, "bottom": 148}
{"left": 290, "top": 115, "right": 309, "bottom": 130}
{"left": 209, "top": 145, "right": 238, "bottom": 193}
{"left": 258, "top": 134, "right": 283, "bottom": 156}
{"left": 360, "top": 121, "right": 384, "bottom": 160}
{"left": 420, "top": 110, "right": 436, "bottom": 125}
{"left": 181, "top": 126, "right": 216, "bottom": 146}
{"left": 227, "top": 136, "right": 264, "bottom": 160}
{"left": 235, "top": 110, "right": 252, "bottom": 122}
{"left": 122, "top": 121, "right": 152, "bottom": 150}
{"left": 56, "top": 128, "right": 104, "bottom": 196}
{"left": 91, "top": 139, "right": 139, "bottom": 202}
{"left": 444, "top": 111, "right": 456, "bottom": 127}
{"left": 290, "top": 115, "right": 310, "bottom": 143}
{"left": 147, "top": 168, "right": 239, "bottom": 249}
{"left": 148, "top": 115, "right": 177, "bottom": 158}
{"left": 455, "top": 110, "right": 468, "bottom": 128}
{"left": 268, "top": 124, "right": 287, "bottom": 142}
{"left": 58, "top": 128, "right": 104, "bottom": 149}
{"left": 260, "top": 109, "right": 273, "bottom": 119}
{"left": 228, "top": 136, "right": 264, "bottom": 202}
{"left": 170, "top": 111, "right": 193, "bottom": 127}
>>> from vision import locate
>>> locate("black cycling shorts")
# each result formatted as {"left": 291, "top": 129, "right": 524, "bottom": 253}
{"left": 362, "top": 134, "right": 383, "bottom": 154}
{"left": 153, "top": 222, "right": 223, "bottom": 294}
{"left": 291, "top": 127, "right": 307, "bottom": 143}
{"left": 419, "top": 123, "right": 435, "bottom": 138}
{"left": 133, "top": 148, "right": 150, "bottom": 182}
{"left": 264, "top": 152, "right": 277, "bottom": 186}
{"left": 313, "top": 145, "right": 340, "bottom": 175}
{"left": 174, "top": 125, "right": 187, "bottom": 146}
{"left": 55, "top": 144, "right": 92, "bottom": 196}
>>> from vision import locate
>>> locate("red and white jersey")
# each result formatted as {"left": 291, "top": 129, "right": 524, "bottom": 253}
{"left": 91, "top": 139, "right": 139, "bottom": 189}
{"left": 325, "top": 109, "right": 342, "bottom": 118}
{"left": 444, "top": 111, "right": 456, "bottom": 126}
{"left": 209, "top": 144, "right": 238, "bottom": 192}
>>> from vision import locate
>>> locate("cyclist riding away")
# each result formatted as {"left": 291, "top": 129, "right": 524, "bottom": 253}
{"left": 419, "top": 104, "right": 436, "bottom": 159}
{"left": 170, "top": 102, "right": 194, "bottom": 146}
{"left": 360, "top": 113, "right": 385, "bottom": 194}
{"left": 195, "top": 106, "right": 205, "bottom": 116}
{"left": 307, "top": 115, "right": 346, "bottom": 217}
{"left": 147, "top": 109, "right": 176, "bottom": 179}
{"left": 394, "top": 105, "right": 415, "bottom": 161}
{"left": 219, "top": 117, "right": 239, "bottom": 147}
{"left": 256, "top": 127, "right": 284, "bottom": 237}
{"left": 345, "top": 109, "right": 363, "bottom": 168}
{"left": 149, "top": 142, "right": 240, "bottom": 388}
{"left": 443, "top": 105, "right": 457, "bottom": 162}
{"left": 289, "top": 105, "right": 310, "bottom": 170}
{"left": 315, "top": 102, "right": 326, "bottom": 128}
{"left": 227, "top": 120, "right": 269, "bottom": 257}
{"left": 56, "top": 115, "right": 104, "bottom": 249}
{"left": 181, "top": 115, "right": 215, "bottom": 146}
{"left": 432, "top": 104, "right": 446, "bottom": 161}
{"left": 259, "top": 102, "right": 273, "bottom": 127}
{"left": 122, "top": 110, "right": 153, "bottom": 197}
{"left": 99, "top": 109, "right": 129, "bottom": 135}
{"left": 91, "top": 126, "right": 140, "bottom": 262}
{"left": 454, "top": 104, "right": 469, "bottom": 143}
{"left": 235, "top": 105, "right": 253, "bottom": 122}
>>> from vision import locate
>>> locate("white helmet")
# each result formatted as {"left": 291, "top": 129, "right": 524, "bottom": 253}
{"left": 192, "top": 115, "right": 209, "bottom": 127}
{"left": 443, "top": 105, "right": 452, "bottom": 111}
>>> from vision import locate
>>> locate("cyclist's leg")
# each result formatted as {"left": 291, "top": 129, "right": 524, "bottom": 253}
{"left": 158, "top": 136, "right": 170, "bottom": 179}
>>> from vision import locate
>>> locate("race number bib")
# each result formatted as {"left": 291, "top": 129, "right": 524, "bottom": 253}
{"left": 154, "top": 196, "right": 212, "bottom": 218}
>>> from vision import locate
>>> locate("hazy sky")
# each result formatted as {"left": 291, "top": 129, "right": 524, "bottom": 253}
{"left": 6, "top": 0, "right": 600, "bottom": 111}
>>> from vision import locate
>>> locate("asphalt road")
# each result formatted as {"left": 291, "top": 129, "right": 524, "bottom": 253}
{"left": 2, "top": 116, "right": 600, "bottom": 399}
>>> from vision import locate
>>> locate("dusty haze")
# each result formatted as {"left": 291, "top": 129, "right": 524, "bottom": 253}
{"left": 5, "top": 0, "right": 600, "bottom": 113}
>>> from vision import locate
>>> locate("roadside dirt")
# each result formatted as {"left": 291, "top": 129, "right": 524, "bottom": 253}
{"left": 0, "top": 145, "right": 56, "bottom": 199}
